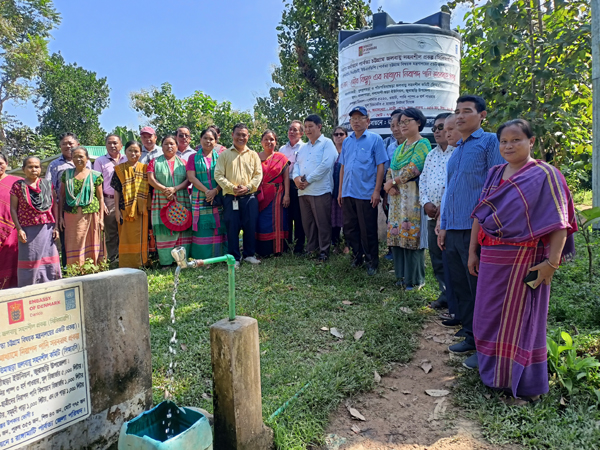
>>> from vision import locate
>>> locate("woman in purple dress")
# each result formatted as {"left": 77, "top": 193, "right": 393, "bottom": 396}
{"left": 331, "top": 126, "right": 348, "bottom": 253}
{"left": 468, "top": 119, "right": 577, "bottom": 403}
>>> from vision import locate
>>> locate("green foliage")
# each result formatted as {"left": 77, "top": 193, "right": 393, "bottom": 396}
{"left": 547, "top": 331, "right": 600, "bottom": 395}
{"left": 130, "top": 82, "right": 267, "bottom": 150}
{"left": 0, "top": 116, "right": 57, "bottom": 167}
{"left": 110, "top": 126, "right": 139, "bottom": 145}
{"left": 64, "top": 258, "right": 109, "bottom": 278}
{"left": 0, "top": 0, "right": 61, "bottom": 138}
{"left": 35, "top": 53, "right": 110, "bottom": 146}
{"left": 455, "top": 0, "right": 591, "bottom": 170}
{"left": 255, "top": 0, "right": 372, "bottom": 135}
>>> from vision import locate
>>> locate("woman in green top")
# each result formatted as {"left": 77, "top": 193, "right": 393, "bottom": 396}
{"left": 58, "top": 146, "right": 105, "bottom": 266}
{"left": 383, "top": 108, "right": 431, "bottom": 290}
{"left": 147, "top": 135, "right": 192, "bottom": 268}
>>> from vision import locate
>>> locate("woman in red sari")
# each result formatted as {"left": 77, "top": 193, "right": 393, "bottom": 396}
{"left": 0, "top": 153, "right": 21, "bottom": 288}
{"left": 468, "top": 119, "right": 576, "bottom": 403}
{"left": 256, "top": 130, "right": 290, "bottom": 257}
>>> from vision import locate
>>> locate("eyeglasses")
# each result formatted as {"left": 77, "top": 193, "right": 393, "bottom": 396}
{"left": 333, "top": 133, "right": 347, "bottom": 137}
{"left": 399, "top": 119, "right": 415, "bottom": 126}
{"left": 431, "top": 124, "right": 444, "bottom": 132}
{"left": 350, "top": 116, "right": 368, "bottom": 122}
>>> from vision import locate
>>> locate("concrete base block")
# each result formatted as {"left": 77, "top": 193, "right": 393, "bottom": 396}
{"left": 210, "top": 316, "right": 273, "bottom": 450}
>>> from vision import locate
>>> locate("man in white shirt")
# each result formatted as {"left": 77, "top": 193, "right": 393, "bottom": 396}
{"left": 420, "top": 113, "right": 455, "bottom": 312}
{"left": 175, "top": 126, "right": 196, "bottom": 162}
{"left": 140, "top": 126, "right": 161, "bottom": 163}
{"left": 292, "top": 115, "right": 338, "bottom": 262}
{"left": 279, "top": 120, "right": 306, "bottom": 254}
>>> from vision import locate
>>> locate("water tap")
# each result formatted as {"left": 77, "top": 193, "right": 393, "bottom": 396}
{"left": 171, "top": 246, "right": 203, "bottom": 269}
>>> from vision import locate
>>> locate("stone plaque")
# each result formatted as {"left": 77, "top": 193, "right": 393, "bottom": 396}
{"left": 0, "top": 282, "right": 90, "bottom": 449}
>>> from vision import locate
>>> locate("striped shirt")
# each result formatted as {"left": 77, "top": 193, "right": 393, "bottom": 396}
{"left": 440, "top": 128, "right": 505, "bottom": 230}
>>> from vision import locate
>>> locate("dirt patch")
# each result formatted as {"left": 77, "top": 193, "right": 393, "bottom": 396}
{"left": 322, "top": 318, "right": 522, "bottom": 450}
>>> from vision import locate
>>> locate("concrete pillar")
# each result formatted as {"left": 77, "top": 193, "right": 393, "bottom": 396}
{"left": 210, "top": 316, "right": 273, "bottom": 450}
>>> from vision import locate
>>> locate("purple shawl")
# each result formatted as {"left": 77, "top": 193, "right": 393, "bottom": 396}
{"left": 472, "top": 160, "right": 577, "bottom": 261}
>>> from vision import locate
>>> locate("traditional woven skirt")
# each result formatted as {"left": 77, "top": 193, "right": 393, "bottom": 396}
{"left": 256, "top": 190, "right": 288, "bottom": 257}
{"left": 18, "top": 224, "right": 61, "bottom": 287}
{"left": 64, "top": 209, "right": 104, "bottom": 266}
{"left": 474, "top": 244, "right": 550, "bottom": 398}
{"left": 118, "top": 211, "right": 149, "bottom": 268}
{"left": 191, "top": 225, "right": 227, "bottom": 260}
{"left": 0, "top": 226, "right": 19, "bottom": 289}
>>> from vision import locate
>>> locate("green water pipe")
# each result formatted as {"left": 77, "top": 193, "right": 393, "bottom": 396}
{"left": 196, "top": 254, "right": 237, "bottom": 321}
{"left": 267, "top": 382, "right": 311, "bottom": 422}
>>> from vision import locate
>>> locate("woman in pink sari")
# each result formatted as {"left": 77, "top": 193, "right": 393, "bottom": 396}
{"left": 0, "top": 153, "right": 21, "bottom": 289}
{"left": 256, "top": 130, "right": 290, "bottom": 257}
{"left": 468, "top": 119, "right": 576, "bottom": 403}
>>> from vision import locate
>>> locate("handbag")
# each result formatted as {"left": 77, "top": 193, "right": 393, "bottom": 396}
{"left": 160, "top": 199, "right": 192, "bottom": 232}
{"left": 203, "top": 192, "right": 223, "bottom": 207}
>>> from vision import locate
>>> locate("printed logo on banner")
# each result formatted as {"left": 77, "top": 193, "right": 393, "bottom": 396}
{"left": 7, "top": 299, "right": 24, "bottom": 324}
{"left": 418, "top": 40, "right": 426, "bottom": 49}
{"left": 359, "top": 46, "right": 364, "bottom": 56}
{"left": 64, "top": 289, "right": 76, "bottom": 310}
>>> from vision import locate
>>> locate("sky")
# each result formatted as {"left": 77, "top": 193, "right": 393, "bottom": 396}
{"left": 5, "top": 0, "right": 461, "bottom": 133}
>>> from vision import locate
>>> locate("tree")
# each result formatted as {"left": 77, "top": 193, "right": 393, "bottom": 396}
{"left": 35, "top": 53, "right": 110, "bottom": 145}
{"left": 453, "top": 0, "right": 591, "bottom": 182}
{"left": 1, "top": 116, "right": 57, "bottom": 168}
{"left": 130, "top": 82, "right": 267, "bottom": 149}
{"left": 0, "top": 0, "right": 60, "bottom": 140}
{"left": 255, "top": 0, "right": 372, "bottom": 134}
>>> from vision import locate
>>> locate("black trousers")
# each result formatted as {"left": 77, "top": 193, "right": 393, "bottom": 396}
{"left": 427, "top": 219, "right": 447, "bottom": 304}
{"left": 223, "top": 194, "right": 258, "bottom": 262}
{"left": 342, "top": 197, "right": 379, "bottom": 269}
{"left": 286, "top": 185, "right": 305, "bottom": 253}
{"left": 445, "top": 229, "right": 479, "bottom": 346}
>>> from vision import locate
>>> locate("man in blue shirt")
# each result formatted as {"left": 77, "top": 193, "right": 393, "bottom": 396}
{"left": 338, "top": 106, "right": 389, "bottom": 276}
{"left": 438, "top": 95, "right": 505, "bottom": 368}
{"left": 292, "top": 115, "right": 338, "bottom": 262}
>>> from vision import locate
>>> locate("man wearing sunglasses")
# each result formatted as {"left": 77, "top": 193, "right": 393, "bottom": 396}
{"left": 420, "top": 113, "right": 457, "bottom": 319}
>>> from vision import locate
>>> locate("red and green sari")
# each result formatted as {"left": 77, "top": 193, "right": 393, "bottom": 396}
{"left": 256, "top": 153, "right": 289, "bottom": 256}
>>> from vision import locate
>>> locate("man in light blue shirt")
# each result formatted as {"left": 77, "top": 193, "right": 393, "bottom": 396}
{"left": 338, "top": 106, "right": 389, "bottom": 275}
{"left": 292, "top": 114, "right": 338, "bottom": 262}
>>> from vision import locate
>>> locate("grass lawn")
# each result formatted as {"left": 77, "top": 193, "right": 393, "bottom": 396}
{"left": 146, "top": 251, "right": 437, "bottom": 449}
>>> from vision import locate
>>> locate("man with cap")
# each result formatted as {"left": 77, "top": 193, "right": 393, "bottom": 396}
{"left": 140, "top": 126, "right": 161, "bottom": 164}
{"left": 175, "top": 126, "right": 196, "bottom": 163}
{"left": 338, "top": 106, "right": 388, "bottom": 276}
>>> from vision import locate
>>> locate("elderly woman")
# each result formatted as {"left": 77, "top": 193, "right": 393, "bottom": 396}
{"left": 468, "top": 119, "right": 576, "bottom": 400}
{"left": 10, "top": 157, "right": 61, "bottom": 286}
{"left": 186, "top": 128, "right": 227, "bottom": 259}
{"left": 331, "top": 126, "right": 347, "bottom": 252}
{"left": 58, "top": 147, "right": 105, "bottom": 266}
{"left": 383, "top": 108, "right": 431, "bottom": 291}
{"left": 0, "top": 153, "right": 22, "bottom": 288}
{"left": 256, "top": 130, "right": 290, "bottom": 257}
{"left": 111, "top": 141, "right": 150, "bottom": 268}
{"left": 148, "top": 135, "right": 192, "bottom": 268}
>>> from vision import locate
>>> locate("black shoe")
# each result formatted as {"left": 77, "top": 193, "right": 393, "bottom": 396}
{"left": 454, "top": 328, "right": 468, "bottom": 338}
{"left": 395, "top": 280, "right": 405, "bottom": 288}
{"left": 441, "top": 318, "right": 461, "bottom": 327}
{"left": 367, "top": 267, "right": 377, "bottom": 276}
{"left": 448, "top": 340, "right": 476, "bottom": 354}
{"left": 350, "top": 259, "right": 364, "bottom": 268}
{"left": 318, "top": 252, "right": 329, "bottom": 263}
{"left": 429, "top": 299, "right": 448, "bottom": 310}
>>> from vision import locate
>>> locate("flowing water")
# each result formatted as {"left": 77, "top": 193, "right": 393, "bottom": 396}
{"left": 164, "top": 265, "right": 182, "bottom": 439}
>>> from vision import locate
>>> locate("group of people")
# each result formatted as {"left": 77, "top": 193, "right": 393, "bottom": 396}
{"left": 0, "top": 93, "right": 577, "bottom": 402}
